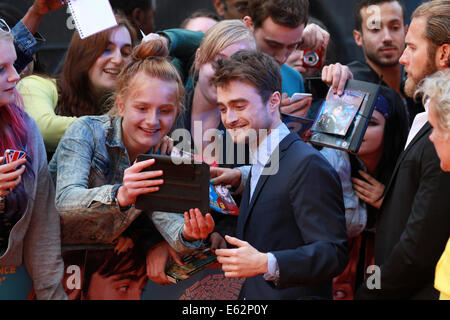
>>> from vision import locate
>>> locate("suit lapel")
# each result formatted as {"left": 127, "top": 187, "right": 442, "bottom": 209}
{"left": 237, "top": 170, "right": 251, "bottom": 238}
{"left": 237, "top": 133, "right": 299, "bottom": 236}
{"left": 247, "top": 163, "right": 276, "bottom": 213}
{"left": 384, "top": 122, "right": 431, "bottom": 195}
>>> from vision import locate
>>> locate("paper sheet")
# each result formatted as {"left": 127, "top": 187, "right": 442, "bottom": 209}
{"left": 68, "top": 0, "right": 117, "bottom": 39}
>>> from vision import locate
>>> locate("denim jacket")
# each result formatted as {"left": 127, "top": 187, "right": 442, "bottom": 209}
{"left": 0, "top": 112, "right": 66, "bottom": 300}
{"left": 48, "top": 115, "right": 201, "bottom": 253}
{"left": 12, "top": 20, "right": 45, "bottom": 74}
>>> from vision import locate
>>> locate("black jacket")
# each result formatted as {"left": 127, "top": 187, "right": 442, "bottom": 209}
{"left": 237, "top": 133, "right": 348, "bottom": 299}
{"left": 356, "top": 123, "right": 450, "bottom": 299}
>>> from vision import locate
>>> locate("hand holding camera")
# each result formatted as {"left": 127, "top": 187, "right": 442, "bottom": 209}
{"left": 299, "top": 23, "right": 329, "bottom": 52}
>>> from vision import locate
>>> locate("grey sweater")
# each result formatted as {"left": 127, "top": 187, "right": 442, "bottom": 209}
{"left": 0, "top": 112, "right": 66, "bottom": 300}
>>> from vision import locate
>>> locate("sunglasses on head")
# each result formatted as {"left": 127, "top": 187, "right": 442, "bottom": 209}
{"left": 0, "top": 18, "right": 11, "bottom": 33}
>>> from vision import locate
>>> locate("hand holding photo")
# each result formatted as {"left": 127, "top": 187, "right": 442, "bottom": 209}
{"left": 309, "top": 79, "right": 381, "bottom": 154}
{"left": 312, "top": 88, "right": 365, "bottom": 136}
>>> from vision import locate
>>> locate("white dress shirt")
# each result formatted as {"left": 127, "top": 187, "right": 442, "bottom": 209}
{"left": 248, "top": 122, "right": 291, "bottom": 282}
{"left": 404, "top": 100, "right": 429, "bottom": 150}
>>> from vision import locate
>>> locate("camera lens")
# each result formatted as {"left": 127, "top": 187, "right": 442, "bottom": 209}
{"left": 303, "top": 51, "right": 319, "bottom": 67}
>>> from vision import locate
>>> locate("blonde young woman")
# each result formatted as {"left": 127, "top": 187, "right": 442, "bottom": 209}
{"left": 48, "top": 39, "right": 214, "bottom": 289}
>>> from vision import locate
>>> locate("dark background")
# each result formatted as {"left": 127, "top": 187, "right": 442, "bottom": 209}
{"left": 1, "top": 0, "right": 423, "bottom": 76}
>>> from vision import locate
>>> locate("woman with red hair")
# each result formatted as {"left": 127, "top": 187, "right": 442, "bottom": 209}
{"left": 0, "top": 23, "right": 66, "bottom": 300}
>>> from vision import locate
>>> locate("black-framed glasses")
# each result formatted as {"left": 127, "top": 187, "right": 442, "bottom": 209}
{"left": 0, "top": 18, "right": 11, "bottom": 33}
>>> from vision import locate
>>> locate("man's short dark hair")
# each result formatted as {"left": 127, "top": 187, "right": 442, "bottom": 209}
{"left": 353, "top": 0, "right": 406, "bottom": 31}
{"left": 211, "top": 50, "right": 282, "bottom": 104}
{"left": 110, "top": 0, "right": 152, "bottom": 16}
{"left": 248, "top": 0, "right": 309, "bottom": 30}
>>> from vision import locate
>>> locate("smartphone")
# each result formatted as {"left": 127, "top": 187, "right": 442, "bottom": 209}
{"left": 290, "top": 93, "right": 312, "bottom": 103}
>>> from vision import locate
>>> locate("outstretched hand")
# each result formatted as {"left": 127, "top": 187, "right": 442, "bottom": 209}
{"left": 322, "top": 63, "right": 354, "bottom": 96}
{"left": 299, "top": 23, "right": 330, "bottom": 52}
{"left": 141, "top": 33, "right": 169, "bottom": 48}
{"left": 30, "top": 0, "right": 68, "bottom": 16}
{"left": 23, "top": 0, "right": 68, "bottom": 36}
{"left": 210, "top": 167, "right": 241, "bottom": 189}
{"left": 182, "top": 208, "right": 215, "bottom": 241}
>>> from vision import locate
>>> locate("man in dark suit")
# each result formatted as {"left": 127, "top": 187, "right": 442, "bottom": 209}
{"left": 212, "top": 50, "right": 348, "bottom": 300}
{"left": 353, "top": 0, "right": 450, "bottom": 299}
{"left": 322, "top": 0, "right": 450, "bottom": 300}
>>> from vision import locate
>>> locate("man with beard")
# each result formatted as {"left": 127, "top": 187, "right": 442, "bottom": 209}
{"left": 351, "top": 0, "right": 406, "bottom": 95}
{"left": 332, "top": 0, "right": 423, "bottom": 125}
{"left": 325, "top": 0, "right": 450, "bottom": 299}
{"left": 323, "top": 0, "right": 450, "bottom": 299}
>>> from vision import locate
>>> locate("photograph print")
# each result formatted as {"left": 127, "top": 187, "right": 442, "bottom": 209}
{"left": 312, "top": 88, "right": 366, "bottom": 137}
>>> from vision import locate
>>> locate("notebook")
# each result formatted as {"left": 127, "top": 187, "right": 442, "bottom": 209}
{"left": 68, "top": 0, "right": 117, "bottom": 39}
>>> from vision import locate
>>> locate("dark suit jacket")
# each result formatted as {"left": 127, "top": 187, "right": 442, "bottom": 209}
{"left": 356, "top": 123, "right": 450, "bottom": 299}
{"left": 237, "top": 133, "right": 348, "bottom": 300}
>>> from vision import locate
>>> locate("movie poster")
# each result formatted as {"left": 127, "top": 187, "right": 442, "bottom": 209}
{"left": 59, "top": 248, "right": 243, "bottom": 300}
